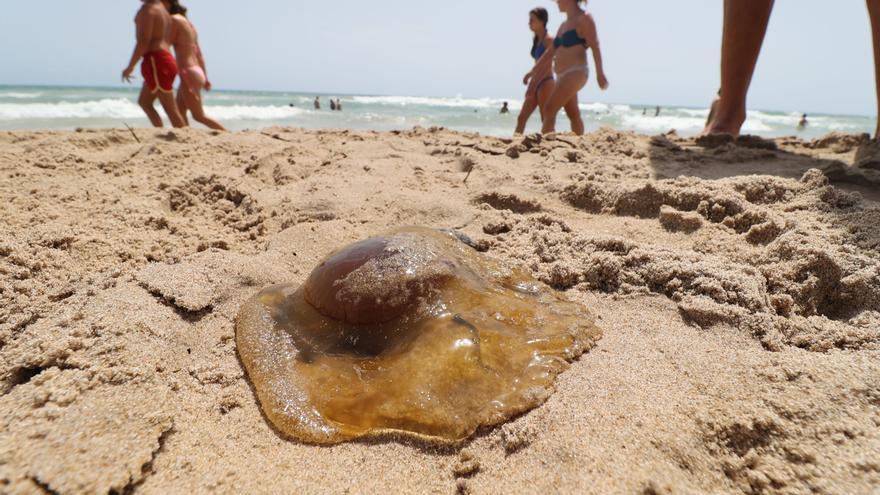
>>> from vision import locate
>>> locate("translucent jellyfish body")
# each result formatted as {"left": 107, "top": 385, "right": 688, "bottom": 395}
{"left": 235, "top": 227, "right": 601, "bottom": 444}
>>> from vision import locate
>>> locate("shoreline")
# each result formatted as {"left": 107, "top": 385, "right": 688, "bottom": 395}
{"left": 1, "top": 86, "right": 875, "bottom": 139}
{"left": 1, "top": 126, "right": 878, "bottom": 494}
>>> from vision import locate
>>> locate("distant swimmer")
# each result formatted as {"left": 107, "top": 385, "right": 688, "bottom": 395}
{"left": 168, "top": 0, "right": 226, "bottom": 131}
{"left": 314, "top": 97, "right": 321, "bottom": 110}
{"left": 541, "top": 0, "right": 609, "bottom": 136}
{"left": 799, "top": 113, "right": 808, "bottom": 129}
{"left": 501, "top": 102, "right": 510, "bottom": 114}
{"left": 642, "top": 108, "right": 647, "bottom": 116}
{"left": 516, "top": 7, "right": 555, "bottom": 134}
{"left": 655, "top": 106, "right": 661, "bottom": 117}
{"left": 336, "top": 98, "right": 343, "bottom": 111}
{"left": 122, "top": 0, "right": 185, "bottom": 128}
{"left": 330, "top": 99, "right": 337, "bottom": 111}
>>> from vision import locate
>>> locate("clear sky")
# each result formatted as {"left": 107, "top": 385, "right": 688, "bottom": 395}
{"left": 0, "top": 0, "right": 875, "bottom": 115}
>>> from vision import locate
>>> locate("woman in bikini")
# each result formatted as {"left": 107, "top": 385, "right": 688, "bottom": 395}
{"left": 168, "top": 1, "right": 226, "bottom": 130}
{"left": 516, "top": 8, "right": 555, "bottom": 135}
{"left": 540, "top": 0, "right": 608, "bottom": 135}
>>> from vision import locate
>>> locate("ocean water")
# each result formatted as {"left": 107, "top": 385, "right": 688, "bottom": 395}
{"left": 0, "top": 85, "right": 874, "bottom": 139}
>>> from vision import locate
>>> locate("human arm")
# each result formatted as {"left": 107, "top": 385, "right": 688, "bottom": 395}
{"left": 580, "top": 15, "right": 609, "bottom": 90}
{"left": 191, "top": 26, "right": 213, "bottom": 91}
{"left": 122, "top": 9, "right": 154, "bottom": 82}
{"left": 524, "top": 36, "right": 556, "bottom": 85}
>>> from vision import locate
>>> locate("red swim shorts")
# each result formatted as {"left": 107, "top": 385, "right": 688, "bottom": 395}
{"left": 141, "top": 50, "right": 178, "bottom": 94}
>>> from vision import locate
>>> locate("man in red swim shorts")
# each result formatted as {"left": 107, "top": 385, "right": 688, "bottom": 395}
{"left": 122, "top": 0, "right": 185, "bottom": 128}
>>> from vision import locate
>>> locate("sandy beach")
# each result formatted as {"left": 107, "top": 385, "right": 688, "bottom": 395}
{"left": 1, "top": 126, "right": 879, "bottom": 494}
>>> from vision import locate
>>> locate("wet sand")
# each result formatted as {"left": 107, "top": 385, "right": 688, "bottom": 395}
{"left": 1, "top": 126, "right": 878, "bottom": 494}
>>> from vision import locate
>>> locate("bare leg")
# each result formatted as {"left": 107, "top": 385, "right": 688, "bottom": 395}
{"left": 869, "top": 0, "right": 880, "bottom": 139}
{"left": 541, "top": 72, "right": 587, "bottom": 134}
{"left": 138, "top": 85, "right": 163, "bottom": 128}
{"left": 515, "top": 93, "right": 539, "bottom": 135}
{"left": 704, "top": 97, "right": 721, "bottom": 133}
{"left": 182, "top": 86, "right": 226, "bottom": 131}
{"left": 536, "top": 79, "right": 556, "bottom": 122}
{"left": 176, "top": 86, "right": 190, "bottom": 127}
{"left": 157, "top": 91, "right": 187, "bottom": 128}
{"left": 706, "top": 0, "right": 775, "bottom": 137}
{"left": 563, "top": 95, "right": 584, "bottom": 136}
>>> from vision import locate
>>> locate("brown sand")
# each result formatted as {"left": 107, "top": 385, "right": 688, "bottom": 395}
{"left": 1, "top": 126, "right": 878, "bottom": 494}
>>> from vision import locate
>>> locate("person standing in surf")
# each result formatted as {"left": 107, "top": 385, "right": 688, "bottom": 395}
{"left": 168, "top": 1, "right": 226, "bottom": 130}
{"left": 122, "top": 0, "right": 186, "bottom": 128}
{"left": 540, "top": 0, "right": 609, "bottom": 135}
{"left": 516, "top": 8, "right": 556, "bottom": 135}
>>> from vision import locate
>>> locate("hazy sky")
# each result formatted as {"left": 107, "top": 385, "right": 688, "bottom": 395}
{"left": 0, "top": 0, "right": 875, "bottom": 115}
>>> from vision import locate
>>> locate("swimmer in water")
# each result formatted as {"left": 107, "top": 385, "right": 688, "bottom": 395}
{"left": 516, "top": 7, "right": 555, "bottom": 134}
{"left": 540, "top": 0, "right": 609, "bottom": 135}
{"left": 314, "top": 97, "right": 321, "bottom": 110}
{"left": 799, "top": 113, "right": 808, "bottom": 129}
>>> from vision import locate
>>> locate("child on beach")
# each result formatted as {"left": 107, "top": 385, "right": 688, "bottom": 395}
{"left": 540, "top": 0, "right": 609, "bottom": 136}
{"left": 168, "top": 0, "right": 226, "bottom": 131}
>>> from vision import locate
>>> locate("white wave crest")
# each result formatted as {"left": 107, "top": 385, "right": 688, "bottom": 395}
{"left": 0, "top": 99, "right": 304, "bottom": 121}
{"left": 0, "top": 92, "right": 41, "bottom": 99}
{"left": 0, "top": 99, "right": 144, "bottom": 119}
{"left": 351, "top": 95, "right": 508, "bottom": 109}
{"left": 203, "top": 105, "right": 303, "bottom": 120}
{"left": 620, "top": 114, "right": 707, "bottom": 133}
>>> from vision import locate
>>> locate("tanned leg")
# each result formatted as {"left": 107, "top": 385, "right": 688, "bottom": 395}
{"left": 157, "top": 91, "right": 187, "bottom": 128}
{"left": 176, "top": 86, "right": 190, "bottom": 127}
{"left": 537, "top": 79, "right": 556, "bottom": 122}
{"left": 138, "top": 85, "right": 163, "bottom": 127}
{"left": 541, "top": 72, "right": 587, "bottom": 134}
{"left": 706, "top": 0, "right": 775, "bottom": 137}
{"left": 516, "top": 93, "right": 539, "bottom": 135}
{"left": 183, "top": 87, "right": 226, "bottom": 131}
{"left": 563, "top": 94, "right": 584, "bottom": 136}
{"left": 868, "top": 0, "right": 880, "bottom": 139}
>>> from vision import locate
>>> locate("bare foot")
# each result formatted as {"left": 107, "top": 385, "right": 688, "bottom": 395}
{"left": 704, "top": 114, "right": 746, "bottom": 138}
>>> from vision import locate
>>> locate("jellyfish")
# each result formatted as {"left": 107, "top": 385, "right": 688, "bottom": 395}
{"left": 235, "top": 227, "right": 601, "bottom": 444}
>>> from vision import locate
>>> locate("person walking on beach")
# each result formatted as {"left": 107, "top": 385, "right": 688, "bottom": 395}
{"left": 516, "top": 7, "right": 556, "bottom": 134}
{"left": 168, "top": 1, "right": 226, "bottom": 131}
{"left": 705, "top": 0, "right": 880, "bottom": 139}
{"left": 122, "top": 0, "right": 185, "bottom": 128}
{"left": 540, "top": 0, "right": 609, "bottom": 135}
